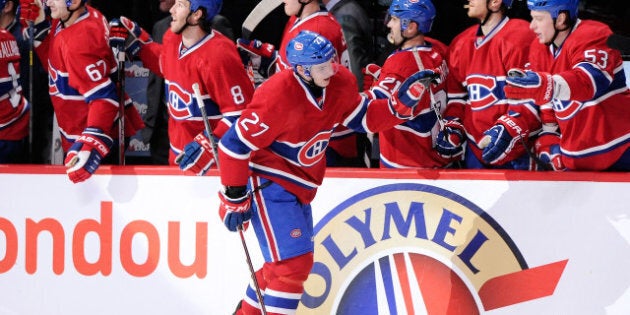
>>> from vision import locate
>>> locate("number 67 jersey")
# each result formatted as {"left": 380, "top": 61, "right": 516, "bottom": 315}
{"left": 37, "top": 6, "right": 143, "bottom": 152}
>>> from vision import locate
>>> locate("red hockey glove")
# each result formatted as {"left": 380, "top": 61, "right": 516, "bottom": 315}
{"left": 19, "top": 0, "right": 45, "bottom": 26}
{"left": 480, "top": 111, "right": 529, "bottom": 165}
{"left": 389, "top": 69, "right": 440, "bottom": 119}
{"left": 64, "top": 128, "right": 113, "bottom": 184}
{"left": 108, "top": 18, "right": 128, "bottom": 57}
{"left": 119, "top": 16, "right": 153, "bottom": 58}
{"left": 20, "top": 0, "right": 49, "bottom": 45}
{"left": 362, "top": 63, "right": 381, "bottom": 90}
{"left": 504, "top": 69, "right": 555, "bottom": 105}
{"left": 535, "top": 132, "right": 565, "bottom": 171}
{"left": 435, "top": 118, "right": 466, "bottom": 158}
{"left": 218, "top": 186, "right": 252, "bottom": 232}
{"left": 236, "top": 38, "right": 277, "bottom": 78}
{"left": 175, "top": 131, "right": 216, "bottom": 176}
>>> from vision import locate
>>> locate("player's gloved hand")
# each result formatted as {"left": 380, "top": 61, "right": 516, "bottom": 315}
{"left": 19, "top": 0, "right": 45, "bottom": 26}
{"left": 236, "top": 38, "right": 277, "bottom": 78}
{"left": 175, "top": 130, "right": 216, "bottom": 176}
{"left": 218, "top": 186, "right": 252, "bottom": 232}
{"left": 108, "top": 18, "right": 128, "bottom": 57}
{"left": 535, "top": 131, "right": 565, "bottom": 171}
{"left": 64, "top": 127, "right": 113, "bottom": 184}
{"left": 504, "top": 69, "right": 555, "bottom": 105}
{"left": 362, "top": 63, "right": 381, "bottom": 90}
{"left": 19, "top": 0, "right": 49, "bottom": 45}
{"left": 389, "top": 69, "right": 438, "bottom": 119}
{"left": 119, "top": 16, "right": 153, "bottom": 58}
{"left": 435, "top": 117, "right": 466, "bottom": 158}
{"left": 479, "top": 112, "right": 529, "bottom": 165}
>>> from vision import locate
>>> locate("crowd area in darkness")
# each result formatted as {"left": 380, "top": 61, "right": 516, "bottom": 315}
{"left": 94, "top": 0, "right": 630, "bottom": 46}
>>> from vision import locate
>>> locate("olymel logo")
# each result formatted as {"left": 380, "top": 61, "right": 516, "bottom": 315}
{"left": 299, "top": 184, "right": 568, "bottom": 314}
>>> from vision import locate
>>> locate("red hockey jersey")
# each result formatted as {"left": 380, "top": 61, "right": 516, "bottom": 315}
{"left": 527, "top": 20, "right": 630, "bottom": 170}
{"left": 218, "top": 67, "right": 407, "bottom": 204}
{"left": 37, "top": 6, "right": 142, "bottom": 152}
{"left": 139, "top": 29, "right": 254, "bottom": 164}
{"left": 0, "top": 29, "right": 29, "bottom": 140}
{"left": 368, "top": 38, "right": 450, "bottom": 168}
{"left": 445, "top": 18, "right": 538, "bottom": 164}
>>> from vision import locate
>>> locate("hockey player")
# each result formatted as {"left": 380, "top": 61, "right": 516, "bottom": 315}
{"left": 111, "top": 0, "right": 254, "bottom": 175}
{"left": 363, "top": 0, "right": 451, "bottom": 168}
{"left": 237, "top": 0, "right": 350, "bottom": 80}
{"left": 0, "top": 16, "right": 29, "bottom": 163}
{"left": 217, "top": 30, "right": 438, "bottom": 315}
{"left": 504, "top": 0, "right": 630, "bottom": 171}
{"left": 437, "top": 0, "right": 540, "bottom": 169}
{"left": 19, "top": 0, "right": 144, "bottom": 182}
{"left": 238, "top": 0, "right": 363, "bottom": 167}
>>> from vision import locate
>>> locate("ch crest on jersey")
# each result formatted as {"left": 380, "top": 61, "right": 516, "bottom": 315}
{"left": 167, "top": 81, "right": 196, "bottom": 120}
{"left": 48, "top": 66, "right": 79, "bottom": 97}
{"left": 466, "top": 75, "right": 501, "bottom": 110}
{"left": 552, "top": 99, "right": 583, "bottom": 121}
{"left": 297, "top": 131, "right": 331, "bottom": 167}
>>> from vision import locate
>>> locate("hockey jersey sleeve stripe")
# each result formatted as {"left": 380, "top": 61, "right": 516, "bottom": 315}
{"left": 561, "top": 133, "right": 630, "bottom": 158}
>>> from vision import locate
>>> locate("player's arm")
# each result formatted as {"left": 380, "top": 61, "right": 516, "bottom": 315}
{"left": 346, "top": 70, "right": 438, "bottom": 133}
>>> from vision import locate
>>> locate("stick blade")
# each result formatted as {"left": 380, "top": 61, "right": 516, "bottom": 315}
{"left": 242, "top": 0, "right": 283, "bottom": 40}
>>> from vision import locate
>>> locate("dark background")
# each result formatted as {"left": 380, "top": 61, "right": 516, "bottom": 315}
{"left": 88, "top": 0, "right": 630, "bottom": 47}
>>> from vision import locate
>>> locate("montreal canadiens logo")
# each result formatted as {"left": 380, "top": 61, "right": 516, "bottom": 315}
{"left": 295, "top": 42, "right": 304, "bottom": 51}
{"left": 467, "top": 75, "right": 501, "bottom": 110}
{"left": 297, "top": 131, "right": 330, "bottom": 166}
{"left": 167, "top": 82, "right": 195, "bottom": 120}
{"left": 299, "top": 184, "right": 567, "bottom": 314}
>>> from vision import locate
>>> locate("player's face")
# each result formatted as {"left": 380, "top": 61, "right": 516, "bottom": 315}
{"left": 46, "top": 0, "right": 71, "bottom": 20}
{"left": 386, "top": 16, "right": 404, "bottom": 45}
{"left": 465, "top": 0, "right": 487, "bottom": 20}
{"left": 283, "top": 0, "right": 301, "bottom": 17}
{"left": 308, "top": 60, "right": 338, "bottom": 88}
{"left": 529, "top": 10, "right": 555, "bottom": 44}
{"left": 170, "top": 0, "right": 191, "bottom": 33}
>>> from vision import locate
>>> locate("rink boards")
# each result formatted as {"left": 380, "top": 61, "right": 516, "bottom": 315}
{"left": 0, "top": 166, "right": 628, "bottom": 314}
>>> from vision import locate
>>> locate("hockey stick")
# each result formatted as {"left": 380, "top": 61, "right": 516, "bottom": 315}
{"left": 191, "top": 83, "right": 219, "bottom": 166}
{"left": 116, "top": 46, "right": 126, "bottom": 165}
{"left": 242, "top": 0, "right": 283, "bottom": 40}
{"left": 27, "top": 22, "right": 34, "bottom": 162}
{"left": 192, "top": 83, "right": 267, "bottom": 314}
{"left": 411, "top": 49, "right": 445, "bottom": 129}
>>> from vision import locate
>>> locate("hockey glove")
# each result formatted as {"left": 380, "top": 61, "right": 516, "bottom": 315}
{"left": 20, "top": 0, "right": 49, "bottom": 46}
{"left": 389, "top": 69, "right": 439, "bottom": 119}
{"left": 504, "top": 69, "right": 554, "bottom": 105}
{"left": 480, "top": 112, "right": 529, "bottom": 165}
{"left": 236, "top": 38, "right": 277, "bottom": 78}
{"left": 119, "top": 16, "right": 153, "bottom": 58}
{"left": 109, "top": 18, "right": 128, "bottom": 57}
{"left": 175, "top": 131, "right": 216, "bottom": 176}
{"left": 19, "top": 0, "right": 45, "bottom": 26}
{"left": 64, "top": 128, "right": 113, "bottom": 184}
{"left": 535, "top": 132, "right": 565, "bottom": 171}
{"left": 362, "top": 63, "right": 381, "bottom": 90}
{"left": 435, "top": 118, "right": 466, "bottom": 158}
{"left": 218, "top": 186, "right": 252, "bottom": 232}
